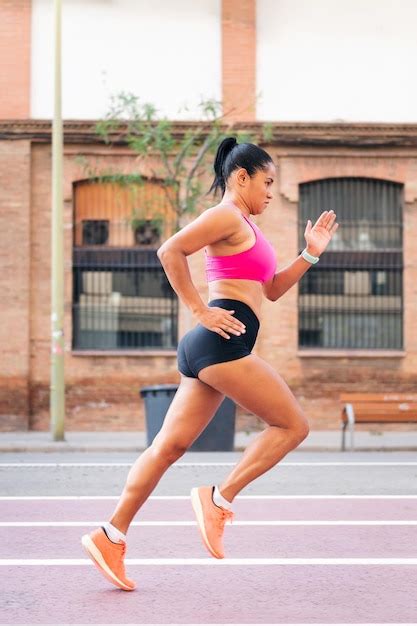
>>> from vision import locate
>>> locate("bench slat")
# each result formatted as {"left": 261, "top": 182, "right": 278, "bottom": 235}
{"left": 342, "top": 414, "right": 417, "bottom": 423}
{"left": 344, "top": 403, "right": 417, "bottom": 412}
{"left": 340, "top": 393, "right": 417, "bottom": 402}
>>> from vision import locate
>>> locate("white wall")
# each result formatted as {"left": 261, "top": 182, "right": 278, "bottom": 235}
{"left": 31, "top": 0, "right": 221, "bottom": 120}
{"left": 257, "top": 0, "right": 417, "bottom": 122}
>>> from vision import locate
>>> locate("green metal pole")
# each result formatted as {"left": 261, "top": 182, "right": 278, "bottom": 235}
{"left": 50, "top": 0, "right": 65, "bottom": 441}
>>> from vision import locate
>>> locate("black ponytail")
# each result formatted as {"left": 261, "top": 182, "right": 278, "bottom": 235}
{"left": 207, "top": 136, "right": 273, "bottom": 198}
{"left": 207, "top": 137, "right": 238, "bottom": 197}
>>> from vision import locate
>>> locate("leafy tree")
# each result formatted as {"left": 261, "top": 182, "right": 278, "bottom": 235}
{"left": 76, "top": 93, "right": 272, "bottom": 231}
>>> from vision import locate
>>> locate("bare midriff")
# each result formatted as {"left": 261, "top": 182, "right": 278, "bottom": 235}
{"left": 204, "top": 209, "right": 271, "bottom": 322}
{"left": 207, "top": 279, "right": 263, "bottom": 323}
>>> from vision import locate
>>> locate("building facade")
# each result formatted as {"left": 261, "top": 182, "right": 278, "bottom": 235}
{"left": 1, "top": 0, "right": 417, "bottom": 432}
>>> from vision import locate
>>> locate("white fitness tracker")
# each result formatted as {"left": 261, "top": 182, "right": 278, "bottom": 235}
{"left": 301, "top": 248, "right": 320, "bottom": 264}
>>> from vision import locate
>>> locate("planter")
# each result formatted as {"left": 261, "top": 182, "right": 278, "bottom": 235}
{"left": 139, "top": 384, "right": 236, "bottom": 451}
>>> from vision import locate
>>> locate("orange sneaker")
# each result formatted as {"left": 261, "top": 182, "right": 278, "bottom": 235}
{"left": 190, "top": 485, "right": 234, "bottom": 559}
{"left": 81, "top": 527, "right": 136, "bottom": 591}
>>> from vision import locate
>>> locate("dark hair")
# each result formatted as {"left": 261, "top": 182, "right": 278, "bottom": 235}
{"left": 207, "top": 136, "right": 273, "bottom": 197}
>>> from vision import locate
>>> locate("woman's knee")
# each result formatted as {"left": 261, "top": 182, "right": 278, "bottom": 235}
{"left": 291, "top": 418, "right": 310, "bottom": 444}
{"left": 150, "top": 434, "right": 188, "bottom": 463}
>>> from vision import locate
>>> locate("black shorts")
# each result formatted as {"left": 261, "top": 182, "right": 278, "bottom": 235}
{"left": 177, "top": 298, "right": 260, "bottom": 379}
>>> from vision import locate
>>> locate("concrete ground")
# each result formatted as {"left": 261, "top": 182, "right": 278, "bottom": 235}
{"left": 1, "top": 428, "right": 417, "bottom": 453}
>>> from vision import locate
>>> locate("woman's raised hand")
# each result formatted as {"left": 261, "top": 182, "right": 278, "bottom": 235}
{"left": 196, "top": 307, "right": 246, "bottom": 340}
{"left": 304, "top": 209, "right": 339, "bottom": 257}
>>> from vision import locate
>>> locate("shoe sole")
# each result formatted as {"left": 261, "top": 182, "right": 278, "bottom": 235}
{"left": 190, "top": 488, "right": 223, "bottom": 559}
{"left": 81, "top": 534, "right": 136, "bottom": 591}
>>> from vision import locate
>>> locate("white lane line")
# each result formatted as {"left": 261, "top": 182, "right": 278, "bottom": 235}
{"left": 1, "top": 520, "right": 417, "bottom": 527}
{"left": 2, "top": 494, "right": 417, "bottom": 500}
{"left": 2, "top": 557, "right": 417, "bottom": 566}
{"left": 1, "top": 461, "right": 417, "bottom": 467}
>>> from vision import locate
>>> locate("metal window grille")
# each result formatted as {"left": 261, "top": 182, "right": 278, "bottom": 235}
{"left": 72, "top": 179, "right": 178, "bottom": 351}
{"left": 298, "top": 177, "right": 403, "bottom": 350}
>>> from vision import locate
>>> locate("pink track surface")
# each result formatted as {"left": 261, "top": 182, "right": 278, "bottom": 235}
{"left": 2, "top": 525, "right": 417, "bottom": 559}
{"left": 1, "top": 497, "right": 417, "bottom": 623}
{"left": 2, "top": 564, "right": 417, "bottom": 623}
{"left": 4, "top": 497, "right": 417, "bottom": 521}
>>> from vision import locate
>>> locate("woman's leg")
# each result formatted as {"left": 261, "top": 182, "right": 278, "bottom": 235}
{"left": 197, "top": 353, "right": 310, "bottom": 503}
{"left": 108, "top": 374, "right": 225, "bottom": 534}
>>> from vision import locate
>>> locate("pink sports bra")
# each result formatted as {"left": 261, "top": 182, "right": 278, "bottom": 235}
{"left": 205, "top": 214, "right": 277, "bottom": 284}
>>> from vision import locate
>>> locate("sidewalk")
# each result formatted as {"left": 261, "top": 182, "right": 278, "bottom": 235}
{"left": 1, "top": 429, "right": 417, "bottom": 452}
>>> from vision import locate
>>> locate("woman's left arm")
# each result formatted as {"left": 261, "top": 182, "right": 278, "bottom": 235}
{"left": 263, "top": 210, "right": 339, "bottom": 302}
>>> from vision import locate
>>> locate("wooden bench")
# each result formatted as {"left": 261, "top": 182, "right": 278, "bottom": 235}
{"left": 340, "top": 393, "right": 417, "bottom": 451}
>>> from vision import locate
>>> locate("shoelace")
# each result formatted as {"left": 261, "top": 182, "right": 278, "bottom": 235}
{"left": 118, "top": 542, "right": 126, "bottom": 562}
{"left": 216, "top": 507, "right": 234, "bottom": 533}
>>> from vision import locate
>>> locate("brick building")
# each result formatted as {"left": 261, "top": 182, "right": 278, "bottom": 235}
{"left": 1, "top": 0, "right": 417, "bottom": 432}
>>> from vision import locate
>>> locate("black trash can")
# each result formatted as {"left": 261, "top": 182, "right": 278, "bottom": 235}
{"left": 139, "top": 384, "right": 236, "bottom": 451}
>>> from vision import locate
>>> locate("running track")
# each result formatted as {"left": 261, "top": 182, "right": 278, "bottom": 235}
{"left": 1, "top": 452, "right": 416, "bottom": 624}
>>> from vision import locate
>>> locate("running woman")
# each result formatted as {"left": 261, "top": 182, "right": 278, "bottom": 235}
{"left": 81, "top": 137, "right": 339, "bottom": 591}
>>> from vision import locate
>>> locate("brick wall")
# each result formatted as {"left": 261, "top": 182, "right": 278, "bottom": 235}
{"left": 0, "top": 0, "right": 31, "bottom": 119}
{"left": 1, "top": 138, "right": 417, "bottom": 432}
{"left": 0, "top": 140, "right": 31, "bottom": 429}
{"left": 222, "top": 0, "right": 256, "bottom": 121}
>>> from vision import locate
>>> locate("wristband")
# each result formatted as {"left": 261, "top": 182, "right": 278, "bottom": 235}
{"left": 301, "top": 248, "right": 320, "bottom": 264}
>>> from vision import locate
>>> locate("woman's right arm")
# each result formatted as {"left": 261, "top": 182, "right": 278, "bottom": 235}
{"left": 157, "top": 206, "right": 238, "bottom": 312}
{"left": 156, "top": 247, "right": 207, "bottom": 316}
{"left": 157, "top": 206, "right": 247, "bottom": 338}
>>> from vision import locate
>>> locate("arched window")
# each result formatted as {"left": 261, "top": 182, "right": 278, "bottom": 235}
{"left": 72, "top": 177, "right": 178, "bottom": 351}
{"left": 298, "top": 177, "right": 403, "bottom": 350}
